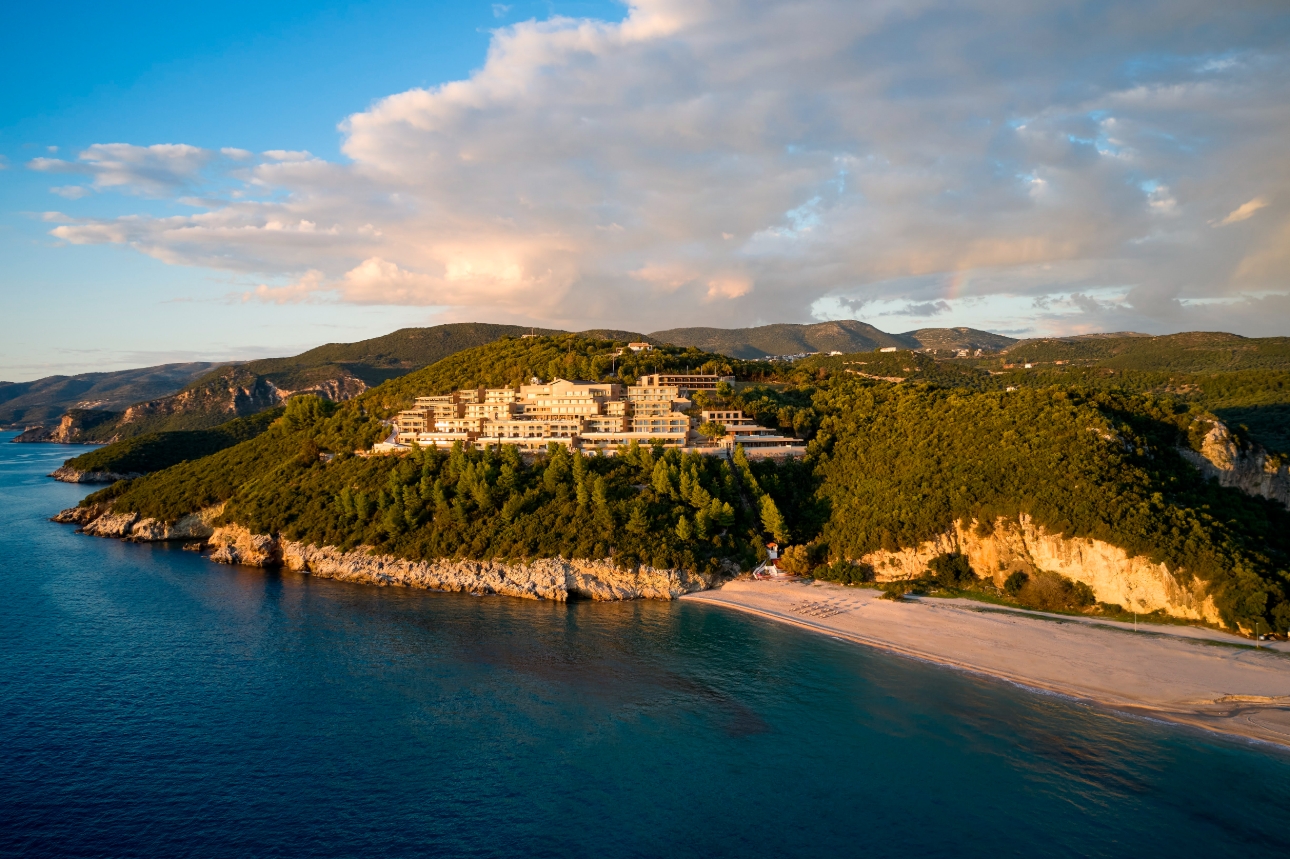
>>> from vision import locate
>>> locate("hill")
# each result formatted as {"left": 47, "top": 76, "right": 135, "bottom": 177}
{"left": 54, "top": 410, "right": 282, "bottom": 481}
{"left": 996, "top": 332, "right": 1290, "bottom": 373}
{"left": 68, "top": 333, "right": 1290, "bottom": 635}
{"left": 0, "top": 362, "right": 223, "bottom": 428}
{"left": 20, "top": 324, "right": 555, "bottom": 443}
{"left": 650, "top": 321, "right": 1015, "bottom": 358}
{"left": 650, "top": 320, "right": 910, "bottom": 357}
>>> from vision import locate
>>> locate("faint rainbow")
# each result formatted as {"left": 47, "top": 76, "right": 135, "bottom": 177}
{"left": 944, "top": 269, "right": 970, "bottom": 301}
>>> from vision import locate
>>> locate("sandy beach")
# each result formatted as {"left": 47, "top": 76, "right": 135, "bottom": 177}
{"left": 683, "top": 579, "right": 1290, "bottom": 749}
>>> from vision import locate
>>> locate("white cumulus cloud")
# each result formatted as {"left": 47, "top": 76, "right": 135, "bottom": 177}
{"left": 30, "top": 0, "right": 1290, "bottom": 335}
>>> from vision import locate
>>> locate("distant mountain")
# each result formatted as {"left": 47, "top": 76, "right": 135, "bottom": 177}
{"left": 649, "top": 321, "right": 1015, "bottom": 358}
{"left": 904, "top": 327, "right": 1018, "bottom": 353}
{"left": 999, "top": 332, "right": 1290, "bottom": 372}
{"left": 649, "top": 321, "right": 911, "bottom": 358}
{"left": 0, "top": 362, "right": 224, "bottom": 428}
{"left": 13, "top": 323, "right": 554, "bottom": 443}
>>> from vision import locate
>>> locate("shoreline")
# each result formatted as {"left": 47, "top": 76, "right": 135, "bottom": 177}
{"left": 683, "top": 580, "right": 1290, "bottom": 751}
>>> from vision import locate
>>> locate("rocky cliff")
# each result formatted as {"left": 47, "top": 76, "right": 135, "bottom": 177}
{"left": 1180, "top": 420, "right": 1289, "bottom": 509}
{"left": 10, "top": 409, "right": 122, "bottom": 444}
{"left": 53, "top": 508, "right": 712, "bottom": 602}
{"left": 49, "top": 464, "right": 140, "bottom": 484}
{"left": 862, "top": 514, "right": 1220, "bottom": 623}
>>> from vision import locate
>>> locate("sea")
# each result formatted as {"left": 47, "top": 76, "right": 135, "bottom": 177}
{"left": 2, "top": 432, "right": 1288, "bottom": 858}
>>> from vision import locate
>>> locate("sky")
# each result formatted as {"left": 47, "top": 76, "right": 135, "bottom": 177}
{"left": 3, "top": 0, "right": 1288, "bottom": 381}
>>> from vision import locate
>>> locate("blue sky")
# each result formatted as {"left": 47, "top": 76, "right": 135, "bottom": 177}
{"left": 3, "top": 0, "right": 1287, "bottom": 380}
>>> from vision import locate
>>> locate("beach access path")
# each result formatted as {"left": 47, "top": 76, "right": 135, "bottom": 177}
{"left": 683, "top": 579, "right": 1290, "bottom": 750}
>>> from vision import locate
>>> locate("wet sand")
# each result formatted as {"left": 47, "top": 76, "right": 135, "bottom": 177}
{"left": 683, "top": 579, "right": 1290, "bottom": 749}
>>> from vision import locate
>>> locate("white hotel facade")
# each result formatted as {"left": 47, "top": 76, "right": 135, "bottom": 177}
{"left": 381, "top": 374, "right": 805, "bottom": 458}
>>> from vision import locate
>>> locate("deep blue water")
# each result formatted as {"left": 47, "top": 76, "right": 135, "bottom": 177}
{"left": 2, "top": 434, "right": 1288, "bottom": 858}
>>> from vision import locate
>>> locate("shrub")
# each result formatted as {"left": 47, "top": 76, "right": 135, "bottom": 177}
{"left": 814, "top": 559, "right": 875, "bottom": 585}
{"left": 927, "top": 553, "right": 975, "bottom": 588}
{"left": 1004, "top": 571, "right": 1029, "bottom": 596}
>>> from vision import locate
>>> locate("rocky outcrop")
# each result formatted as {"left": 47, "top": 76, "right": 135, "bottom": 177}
{"left": 12, "top": 409, "right": 123, "bottom": 444}
{"left": 49, "top": 464, "right": 140, "bottom": 484}
{"left": 57, "top": 512, "right": 712, "bottom": 601}
{"left": 1180, "top": 421, "right": 1289, "bottom": 509}
{"left": 52, "top": 503, "right": 110, "bottom": 525}
{"left": 11, "top": 426, "right": 53, "bottom": 443}
{"left": 280, "top": 539, "right": 712, "bottom": 601}
{"left": 208, "top": 524, "right": 281, "bottom": 566}
{"left": 52, "top": 502, "right": 224, "bottom": 543}
{"left": 129, "top": 505, "right": 225, "bottom": 542}
{"left": 862, "top": 515, "right": 1220, "bottom": 623}
{"left": 81, "top": 511, "right": 139, "bottom": 537}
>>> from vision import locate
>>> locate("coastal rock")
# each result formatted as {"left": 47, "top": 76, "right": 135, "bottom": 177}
{"left": 82, "top": 511, "right": 140, "bottom": 538}
{"left": 63, "top": 510, "right": 713, "bottom": 602}
{"left": 1179, "top": 421, "right": 1289, "bottom": 509}
{"left": 862, "top": 515, "right": 1221, "bottom": 623}
{"left": 49, "top": 464, "right": 141, "bottom": 484}
{"left": 281, "top": 540, "right": 711, "bottom": 601}
{"left": 209, "top": 524, "right": 281, "bottom": 567}
{"left": 128, "top": 504, "right": 225, "bottom": 542}
{"left": 52, "top": 503, "right": 109, "bottom": 525}
{"left": 11, "top": 426, "right": 53, "bottom": 443}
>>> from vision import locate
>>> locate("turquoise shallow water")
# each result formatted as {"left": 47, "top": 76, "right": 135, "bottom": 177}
{"left": 2, "top": 433, "right": 1288, "bottom": 858}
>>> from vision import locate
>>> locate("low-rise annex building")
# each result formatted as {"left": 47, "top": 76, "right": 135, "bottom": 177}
{"left": 387, "top": 374, "right": 803, "bottom": 457}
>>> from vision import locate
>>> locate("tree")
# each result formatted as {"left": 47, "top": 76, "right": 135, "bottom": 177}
{"left": 676, "top": 515, "right": 694, "bottom": 540}
{"left": 759, "top": 495, "right": 789, "bottom": 543}
{"left": 698, "top": 421, "right": 726, "bottom": 445}
{"left": 627, "top": 502, "right": 649, "bottom": 535}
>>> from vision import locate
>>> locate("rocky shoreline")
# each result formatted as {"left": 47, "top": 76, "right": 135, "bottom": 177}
{"left": 52, "top": 504, "right": 716, "bottom": 602}
{"left": 48, "top": 465, "right": 140, "bottom": 484}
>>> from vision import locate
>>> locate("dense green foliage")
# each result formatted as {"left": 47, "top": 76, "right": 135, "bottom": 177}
{"left": 63, "top": 410, "right": 282, "bottom": 475}
{"left": 650, "top": 321, "right": 1014, "bottom": 359}
{"left": 364, "top": 333, "right": 776, "bottom": 414}
{"left": 811, "top": 379, "right": 1290, "bottom": 631}
{"left": 987, "top": 332, "right": 1290, "bottom": 373}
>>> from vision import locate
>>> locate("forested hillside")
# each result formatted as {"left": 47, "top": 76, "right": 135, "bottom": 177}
{"left": 23, "top": 323, "right": 552, "bottom": 443}
{"left": 0, "top": 362, "right": 222, "bottom": 428}
{"left": 61, "top": 410, "right": 282, "bottom": 478}
{"left": 649, "top": 321, "right": 1015, "bottom": 358}
{"left": 75, "top": 333, "right": 1290, "bottom": 634}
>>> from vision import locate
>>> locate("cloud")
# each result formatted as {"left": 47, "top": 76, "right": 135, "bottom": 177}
{"left": 1214, "top": 197, "right": 1269, "bottom": 226}
{"left": 49, "top": 185, "right": 89, "bottom": 200}
{"left": 492, "top": 4, "right": 511, "bottom": 18}
{"left": 30, "top": 143, "right": 216, "bottom": 197}
{"left": 893, "top": 301, "right": 951, "bottom": 317}
{"left": 34, "top": 0, "right": 1290, "bottom": 335}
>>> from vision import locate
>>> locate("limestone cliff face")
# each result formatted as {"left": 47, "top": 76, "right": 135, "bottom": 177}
{"left": 55, "top": 511, "right": 711, "bottom": 602}
{"left": 129, "top": 505, "right": 226, "bottom": 542}
{"left": 11, "top": 409, "right": 122, "bottom": 444}
{"left": 116, "top": 372, "right": 368, "bottom": 431}
{"left": 53, "top": 502, "right": 224, "bottom": 541}
{"left": 862, "top": 515, "right": 1220, "bottom": 623}
{"left": 279, "top": 539, "right": 708, "bottom": 601}
{"left": 1180, "top": 421, "right": 1289, "bottom": 509}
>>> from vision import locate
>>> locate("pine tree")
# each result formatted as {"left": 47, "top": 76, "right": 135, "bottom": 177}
{"left": 759, "top": 495, "right": 789, "bottom": 543}
{"left": 676, "top": 515, "right": 693, "bottom": 540}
